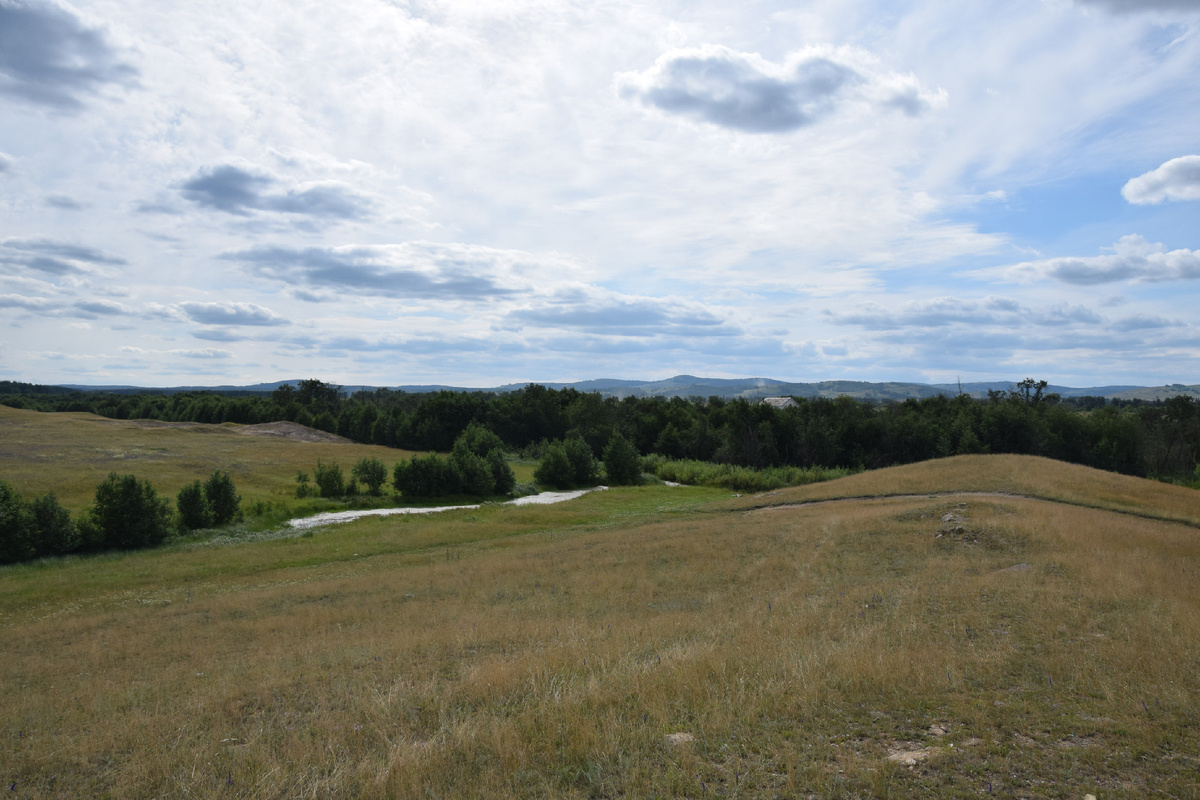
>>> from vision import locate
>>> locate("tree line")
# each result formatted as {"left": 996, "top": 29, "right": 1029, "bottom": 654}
{"left": 3, "top": 378, "right": 1198, "bottom": 481}
{"left": 1, "top": 470, "right": 240, "bottom": 565}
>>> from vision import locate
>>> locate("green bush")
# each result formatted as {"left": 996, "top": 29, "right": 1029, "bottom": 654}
{"left": 313, "top": 460, "right": 345, "bottom": 498}
{"left": 351, "top": 457, "right": 389, "bottom": 496}
{"left": 603, "top": 432, "right": 642, "bottom": 486}
{"left": 295, "top": 471, "right": 313, "bottom": 498}
{"left": 487, "top": 449, "right": 516, "bottom": 495}
{"left": 29, "top": 493, "right": 77, "bottom": 555}
{"left": 204, "top": 470, "right": 241, "bottom": 524}
{"left": 564, "top": 436, "right": 598, "bottom": 484}
{"left": 534, "top": 442, "right": 574, "bottom": 489}
{"left": 455, "top": 421, "right": 507, "bottom": 457}
{"left": 82, "top": 473, "right": 173, "bottom": 551}
{"left": 642, "top": 455, "right": 854, "bottom": 492}
{"left": 0, "top": 481, "right": 36, "bottom": 564}
{"left": 452, "top": 448, "right": 495, "bottom": 496}
{"left": 394, "top": 453, "right": 461, "bottom": 498}
{"left": 177, "top": 480, "right": 212, "bottom": 530}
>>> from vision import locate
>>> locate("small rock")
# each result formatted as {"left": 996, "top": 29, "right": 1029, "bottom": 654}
{"left": 664, "top": 732, "right": 694, "bottom": 746}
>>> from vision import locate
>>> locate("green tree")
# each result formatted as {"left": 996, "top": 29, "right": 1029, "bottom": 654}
{"left": 83, "top": 473, "right": 173, "bottom": 551}
{"left": 452, "top": 447, "right": 495, "bottom": 496}
{"left": 204, "top": 470, "right": 241, "bottom": 524}
{"left": 487, "top": 449, "right": 516, "bottom": 495}
{"left": 29, "top": 493, "right": 77, "bottom": 556}
{"left": 0, "top": 481, "right": 36, "bottom": 564}
{"left": 313, "top": 460, "right": 345, "bottom": 497}
{"left": 176, "top": 480, "right": 212, "bottom": 530}
{"left": 534, "top": 442, "right": 574, "bottom": 489}
{"left": 351, "top": 457, "right": 389, "bottom": 496}
{"left": 295, "top": 470, "right": 313, "bottom": 498}
{"left": 603, "top": 432, "right": 642, "bottom": 485}
{"left": 564, "top": 436, "right": 598, "bottom": 484}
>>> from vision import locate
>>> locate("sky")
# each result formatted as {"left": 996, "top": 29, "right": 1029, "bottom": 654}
{"left": 1, "top": 0, "right": 1199, "bottom": 389}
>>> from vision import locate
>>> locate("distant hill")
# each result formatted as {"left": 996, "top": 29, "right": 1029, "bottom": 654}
{"left": 17, "top": 376, "right": 1199, "bottom": 401}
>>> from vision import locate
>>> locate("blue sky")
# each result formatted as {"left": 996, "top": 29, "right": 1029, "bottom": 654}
{"left": 1, "top": 0, "right": 1198, "bottom": 388}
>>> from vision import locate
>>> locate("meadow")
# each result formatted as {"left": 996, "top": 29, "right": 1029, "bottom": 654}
{"left": 2, "top": 408, "right": 1199, "bottom": 798}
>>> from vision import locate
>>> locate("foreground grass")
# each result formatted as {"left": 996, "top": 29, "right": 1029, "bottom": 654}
{"left": 2, "top": 455, "right": 1198, "bottom": 798}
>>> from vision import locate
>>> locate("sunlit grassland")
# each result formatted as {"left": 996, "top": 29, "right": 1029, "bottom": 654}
{"left": 0, "top": 405, "right": 431, "bottom": 514}
{"left": 721, "top": 453, "right": 1200, "bottom": 528}
{"left": 1, "top": 444, "right": 1198, "bottom": 798}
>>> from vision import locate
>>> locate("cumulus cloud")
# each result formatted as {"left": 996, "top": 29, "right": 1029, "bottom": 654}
{"left": 73, "top": 298, "right": 125, "bottom": 316}
{"left": 222, "top": 241, "right": 577, "bottom": 301}
{"left": 0, "top": 236, "right": 125, "bottom": 276}
{"left": 0, "top": 152, "right": 12, "bottom": 173}
{"left": 616, "top": 44, "right": 943, "bottom": 133}
{"left": 176, "top": 301, "right": 288, "bottom": 327}
{"left": 1122, "top": 156, "right": 1200, "bottom": 204}
{"left": 0, "top": 0, "right": 138, "bottom": 111}
{"left": 170, "top": 348, "right": 232, "bottom": 359}
{"left": 180, "top": 165, "right": 370, "bottom": 219}
{"left": 1001, "top": 235, "right": 1200, "bottom": 284}
{"left": 0, "top": 292, "right": 54, "bottom": 310}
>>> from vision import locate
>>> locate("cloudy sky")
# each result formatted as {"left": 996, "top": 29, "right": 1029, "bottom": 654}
{"left": 2, "top": 0, "right": 1199, "bottom": 388}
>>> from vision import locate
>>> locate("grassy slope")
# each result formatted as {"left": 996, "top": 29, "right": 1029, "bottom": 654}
{"left": 2, "top": 419, "right": 1200, "bottom": 798}
{"left": 0, "top": 405, "right": 432, "bottom": 513}
{"left": 720, "top": 453, "right": 1200, "bottom": 527}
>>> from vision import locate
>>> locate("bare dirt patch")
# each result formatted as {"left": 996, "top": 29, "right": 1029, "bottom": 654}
{"left": 235, "top": 421, "right": 351, "bottom": 444}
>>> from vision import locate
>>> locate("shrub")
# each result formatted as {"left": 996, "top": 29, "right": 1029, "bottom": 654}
{"left": 351, "top": 457, "right": 389, "bottom": 496}
{"left": 29, "top": 493, "right": 77, "bottom": 556}
{"left": 83, "top": 473, "right": 173, "bottom": 551}
{"left": 295, "top": 471, "right": 313, "bottom": 498}
{"left": 204, "top": 470, "right": 241, "bottom": 524}
{"left": 564, "top": 436, "right": 598, "bottom": 485}
{"left": 452, "top": 448, "right": 495, "bottom": 496}
{"left": 313, "top": 460, "right": 345, "bottom": 498}
{"left": 455, "top": 422, "right": 507, "bottom": 457}
{"left": 487, "top": 449, "right": 517, "bottom": 495}
{"left": 0, "top": 481, "right": 36, "bottom": 564}
{"left": 177, "top": 480, "right": 212, "bottom": 530}
{"left": 534, "top": 442, "right": 574, "bottom": 489}
{"left": 603, "top": 432, "right": 642, "bottom": 486}
{"left": 394, "top": 454, "right": 461, "bottom": 498}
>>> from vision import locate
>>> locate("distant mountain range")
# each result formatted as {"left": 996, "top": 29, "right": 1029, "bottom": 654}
{"left": 47, "top": 376, "right": 1200, "bottom": 402}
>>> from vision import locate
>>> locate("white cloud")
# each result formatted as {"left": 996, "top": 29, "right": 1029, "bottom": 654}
{"left": 176, "top": 301, "right": 289, "bottom": 326}
{"left": 999, "top": 235, "right": 1200, "bottom": 284}
{"left": 1122, "top": 156, "right": 1200, "bottom": 204}
{"left": 616, "top": 44, "right": 944, "bottom": 133}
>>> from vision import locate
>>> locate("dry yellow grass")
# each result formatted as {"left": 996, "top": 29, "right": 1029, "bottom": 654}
{"left": 2, "top": 430, "right": 1199, "bottom": 797}
{"left": 0, "top": 405, "right": 419, "bottom": 513}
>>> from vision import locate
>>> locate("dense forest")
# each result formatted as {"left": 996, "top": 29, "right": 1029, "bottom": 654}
{"left": 2, "top": 378, "right": 1198, "bottom": 482}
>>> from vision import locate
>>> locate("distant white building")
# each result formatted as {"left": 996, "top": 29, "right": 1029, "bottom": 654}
{"left": 761, "top": 396, "right": 798, "bottom": 409}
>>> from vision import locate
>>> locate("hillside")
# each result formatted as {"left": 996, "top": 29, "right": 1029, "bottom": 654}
{"left": 0, "top": 404, "right": 415, "bottom": 514}
{"left": 3, "top": 430, "right": 1199, "bottom": 797}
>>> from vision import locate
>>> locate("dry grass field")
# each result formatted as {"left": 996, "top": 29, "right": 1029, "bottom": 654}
{"left": 2, "top": 411, "right": 1199, "bottom": 798}
{"left": 0, "top": 405, "right": 427, "bottom": 515}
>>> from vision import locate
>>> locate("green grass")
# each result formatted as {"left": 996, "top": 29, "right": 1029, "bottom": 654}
{"left": 2, "top": 412, "right": 1200, "bottom": 798}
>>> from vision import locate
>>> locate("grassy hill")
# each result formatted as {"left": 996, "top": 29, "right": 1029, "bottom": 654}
{"left": 2, "top": 414, "right": 1199, "bottom": 798}
{"left": 0, "top": 405, "right": 427, "bottom": 514}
